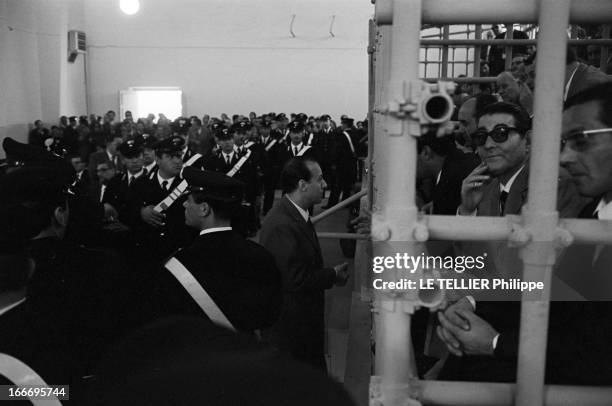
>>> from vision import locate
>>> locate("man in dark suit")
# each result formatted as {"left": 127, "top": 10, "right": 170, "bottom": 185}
{"left": 417, "top": 131, "right": 480, "bottom": 215}
{"left": 152, "top": 167, "right": 282, "bottom": 333}
{"left": 488, "top": 24, "right": 529, "bottom": 76}
{"left": 202, "top": 126, "right": 258, "bottom": 237}
{"left": 325, "top": 117, "right": 359, "bottom": 208}
{"left": 28, "top": 120, "right": 50, "bottom": 147}
{"left": 88, "top": 134, "right": 124, "bottom": 183}
{"left": 436, "top": 87, "right": 612, "bottom": 385}
{"left": 128, "top": 135, "right": 197, "bottom": 260}
{"left": 311, "top": 115, "right": 337, "bottom": 200}
{"left": 260, "top": 157, "right": 349, "bottom": 371}
{"left": 281, "top": 121, "right": 316, "bottom": 163}
{"left": 259, "top": 119, "right": 283, "bottom": 215}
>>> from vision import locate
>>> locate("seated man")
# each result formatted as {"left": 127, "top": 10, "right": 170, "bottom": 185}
{"left": 437, "top": 84, "right": 612, "bottom": 385}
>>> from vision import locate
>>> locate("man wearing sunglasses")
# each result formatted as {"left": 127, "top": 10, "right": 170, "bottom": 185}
{"left": 458, "top": 101, "right": 581, "bottom": 218}
{"left": 436, "top": 86, "right": 612, "bottom": 385}
{"left": 437, "top": 101, "right": 585, "bottom": 383}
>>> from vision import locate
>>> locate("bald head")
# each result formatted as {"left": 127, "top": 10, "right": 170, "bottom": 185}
{"left": 496, "top": 72, "right": 521, "bottom": 104}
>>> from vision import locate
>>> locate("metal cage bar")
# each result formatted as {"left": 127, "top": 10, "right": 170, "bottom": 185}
{"left": 370, "top": 1, "right": 612, "bottom": 405}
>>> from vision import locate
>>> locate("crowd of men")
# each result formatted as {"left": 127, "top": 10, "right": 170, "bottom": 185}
{"left": 3, "top": 33, "right": 612, "bottom": 402}
{"left": 2, "top": 109, "right": 369, "bottom": 404}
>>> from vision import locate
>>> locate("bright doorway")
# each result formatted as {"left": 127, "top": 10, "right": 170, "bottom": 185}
{"left": 119, "top": 87, "right": 183, "bottom": 121}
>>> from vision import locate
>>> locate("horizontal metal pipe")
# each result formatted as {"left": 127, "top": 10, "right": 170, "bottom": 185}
{"left": 426, "top": 215, "right": 612, "bottom": 244}
{"left": 420, "top": 0, "right": 612, "bottom": 24}
{"left": 561, "top": 219, "right": 612, "bottom": 244}
{"left": 311, "top": 189, "right": 367, "bottom": 224}
{"left": 316, "top": 232, "right": 368, "bottom": 240}
{"left": 421, "top": 39, "right": 612, "bottom": 46}
{"left": 414, "top": 380, "right": 612, "bottom": 406}
{"left": 422, "top": 77, "right": 497, "bottom": 83}
{"left": 426, "top": 215, "right": 512, "bottom": 240}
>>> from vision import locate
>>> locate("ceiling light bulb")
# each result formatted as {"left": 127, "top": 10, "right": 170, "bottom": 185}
{"left": 120, "top": 0, "right": 140, "bottom": 15}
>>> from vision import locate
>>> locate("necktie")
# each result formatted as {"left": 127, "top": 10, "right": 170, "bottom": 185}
{"left": 162, "top": 180, "right": 168, "bottom": 191}
{"left": 294, "top": 146, "right": 298, "bottom": 156}
{"left": 500, "top": 191, "right": 509, "bottom": 215}
{"left": 226, "top": 155, "right": 231, "bottom": 165}
{"left": 128, "top": 176, "right": 133, "bottom": 186}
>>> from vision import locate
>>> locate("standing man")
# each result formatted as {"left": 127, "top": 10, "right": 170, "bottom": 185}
{"left": 260, "top": 157, "right": 349, "bottom": 371}
{"left": 128, "top": 135, "right": 196, "bottom": 260}
{"left": 282, "top": 121, "right": 316, "bottom": 163}
{"left": 326, "top": 117, "right": 359, "bottom": 208}
{"left": 154, "top": 167, "right": 282, "bottom": 333}
{"left": 311, "top": 115, "right": 336, "bottom": 201}
{"left": 259, "top": 119, "right": 283, "bottom": 216}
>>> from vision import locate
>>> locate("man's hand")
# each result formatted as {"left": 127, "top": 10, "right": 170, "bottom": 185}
{"left": 334, "top": 262, "right": 349, "bottom": 286}
{"left": 140, "top": 205, "right": 166, "bottom": 228}
{"left": 438, "top": 308, "right": 498, "bottom": 356}
{"left": 458, "top": 163, "right": 492, "bottom": 215}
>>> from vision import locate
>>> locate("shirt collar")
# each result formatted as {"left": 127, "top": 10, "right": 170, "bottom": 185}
{"left": 145, "top": 162, "right": 156, "bottom": 173}
{"left": 286, "top": 196, "right": 309, "bottom": 222}
{"left": 199, "top": 227, "right": 232, "bottom": 236}
{"left": 157, "top": 172, "right": 175, "bottom": 188}
{"left": 500, "top": 165, "right": 525, "bottom": 193}
{"left": 129, "top": 169, "right": 144, "bottom": 179}
{"left": 106, "top": 150, "right": 114, "bottom": 161}
{"left": 291, "top": 142, "right": 303, "bottom": 151}
{"left": 594, "top": 198, "right": 612, "bottom": 220}
{"left": 224, "top": 151, "right": 234, "bottom": 159}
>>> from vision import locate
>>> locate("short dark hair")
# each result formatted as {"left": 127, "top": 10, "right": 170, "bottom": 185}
{"left": 191, "top": 192, "right": 238, "bottom": 221}
{"left": 281, "top": 157, "right": 317, "bottom": 194}
{"left": 564, "top": 82, "right": 612, "bottom": 128}
{"left": 477, "top": 101, "right": 532, "bottom": 133}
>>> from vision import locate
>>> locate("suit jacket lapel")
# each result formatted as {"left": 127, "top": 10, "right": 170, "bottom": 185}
{"left": 505, "top": 167, "right": 529, "bottom": 215}
{"left": 281, "top": 197, "right": 321, "bottom": 254}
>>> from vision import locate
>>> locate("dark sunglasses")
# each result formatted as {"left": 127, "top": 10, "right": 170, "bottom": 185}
{"left": 472, "top": 124, "right": 521, "bottom": 147}
{"left": 560, "top": 128, "right": 612, "bottom": 151}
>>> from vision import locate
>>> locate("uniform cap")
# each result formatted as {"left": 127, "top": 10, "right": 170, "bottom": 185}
{"left": 183, "top": 167, "right": 244, "bottom": 203}
{"left": 153, "top": 135, "right": 185, "bottom": 153}
{"left": 118, "top": 138, "right": 144, "bottom": 158}
{"left": 288, "top": 121, "right": 305, "bottom": 132}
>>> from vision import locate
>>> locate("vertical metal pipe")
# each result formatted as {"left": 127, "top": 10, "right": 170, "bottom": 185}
{"left": 504, "top": 23, "right": 514, "bottom": 71}
{"left": 372, "top": 22, "right": 391, "bottom": 376}
{"left": 474, "top": 25, "right": 483, "bottom": 93}
{"left": 515, "top": 1, "right": 571, "bottom": 405}
{"left": 600, "top": 25, "right": 610, "bottom": 71}
{"left": 367, "top": 19, "right": 376, "bottom": 209}
{"left": 374, "top": 0, "right": 424, "bottom": 403}
{"left": 442, "top": 25, "right": 450, "bottom": 77}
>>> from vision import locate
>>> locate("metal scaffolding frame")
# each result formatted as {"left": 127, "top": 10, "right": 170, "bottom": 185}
{"left": 364, "top": 0, "right": 612, "bottom": 405}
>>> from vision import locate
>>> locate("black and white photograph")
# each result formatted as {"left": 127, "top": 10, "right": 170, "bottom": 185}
{"left": 1, "top": 0, "right": 612, "bottom": 405}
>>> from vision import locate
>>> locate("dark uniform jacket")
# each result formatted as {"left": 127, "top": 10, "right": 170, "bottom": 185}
{"left": 280, "top": 143, "right": 316, "bottom": 166}
{"left": 18, "top": 237, "right": 139, "bottom": 401}
{"left": 203, "top": 149, "right": 258, "bottom": 202}
{"left": 311, "top": 129, "right": 336, "bottom": 167}
{"left": 128, "top": 170, "right": 197, "bottom": 259}
{"left": 151, "top": 230, "right": 282, "bottom": 333}
{"left": 259, "top": 196, "right": 337, "bottom": 370}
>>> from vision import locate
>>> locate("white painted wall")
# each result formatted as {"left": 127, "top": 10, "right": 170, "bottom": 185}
{"left": 0, "top": 0, "right": 86, "bottom": 155}
{"left": 84, "top": 0, "right": 373, "bottom": 120}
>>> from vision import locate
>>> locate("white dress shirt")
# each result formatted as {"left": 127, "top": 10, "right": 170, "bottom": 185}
{"left": 286, "top": 196, "right": 309, "bottom": 222}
